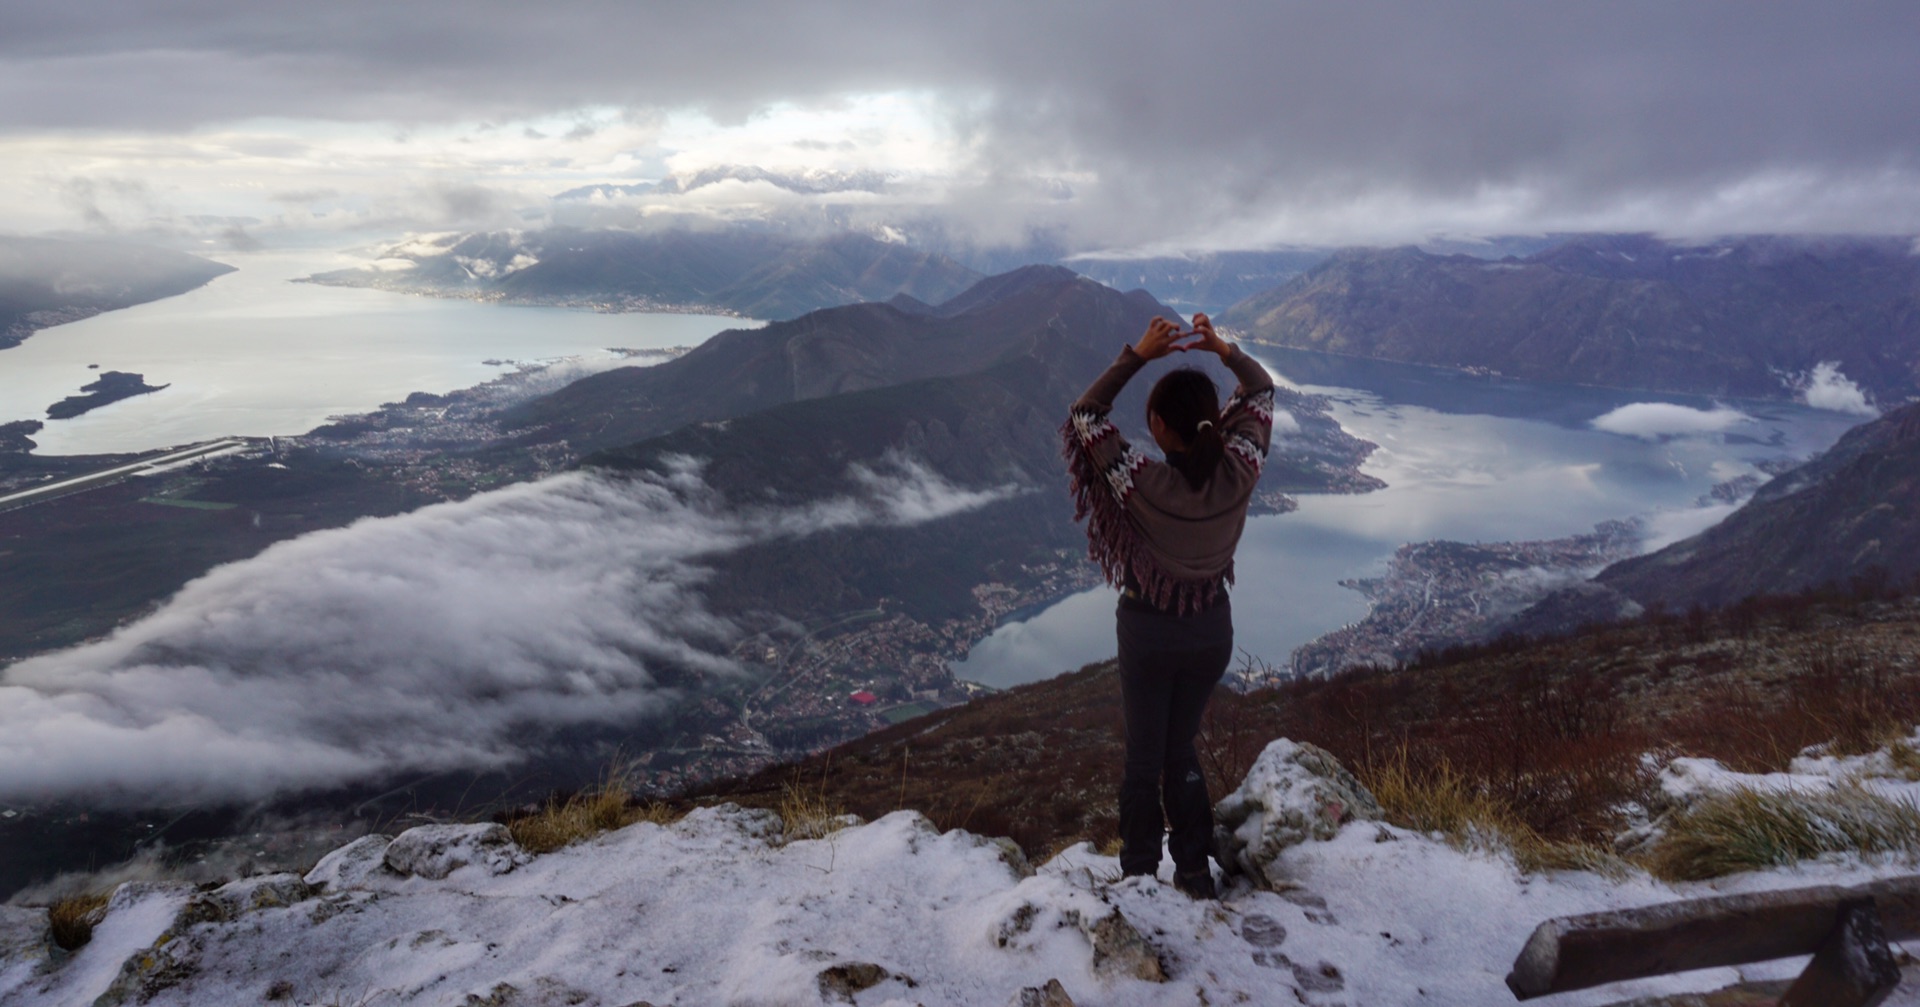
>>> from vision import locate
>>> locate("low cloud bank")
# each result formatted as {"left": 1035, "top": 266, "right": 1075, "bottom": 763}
{"left": 1798, "top": 361, "right": 1879, "bottom": 416}
{"left": 0, "top": 457, "right": 1013, "bottom": 807}
{"left": 1590, "top": 402, "right": 1754, "bottom": 441}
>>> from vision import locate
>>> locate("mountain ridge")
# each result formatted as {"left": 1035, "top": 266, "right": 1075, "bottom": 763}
{"left": 1216, "top": 234, "right": 1920, "bottom": 403}
{"left": 1592, "top": 399, "right": 1920, "bottom": 611}
{"left": 302, "top": 228, "right": 981, "bottom": 321}
{"left": 502, "top": 265, "right": 1168, "bottom": 455}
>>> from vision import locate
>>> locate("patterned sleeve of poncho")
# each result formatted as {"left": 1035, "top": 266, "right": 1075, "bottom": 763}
{"left": 1059, "top": 343, "right": 1275, "bottom": 602}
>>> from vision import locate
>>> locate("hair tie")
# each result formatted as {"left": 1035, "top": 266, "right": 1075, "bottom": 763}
{"left": 1196, "top": 420, "right": 1215, "bottom": 432}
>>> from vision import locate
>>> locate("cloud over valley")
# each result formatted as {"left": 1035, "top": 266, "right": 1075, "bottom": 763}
{"left": 1590, "top": 402, "right": 1755, "bottom": 442}
{"left": 0, "top": 458, "right": 1014, "bottom": 807}
{"left": 1798, "top": 361, "right": 1880, "bottom": 417}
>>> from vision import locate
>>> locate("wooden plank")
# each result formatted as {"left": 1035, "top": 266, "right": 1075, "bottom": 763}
{"left": 1509, "top": 876, "right": 1920, "bottom": 999}
{"left": 1855, "top": 875, "right": 1920, "bottom": 941}
{"left": 1508, "top": 885, "right": 1848, "bottom": 998}
{"left": 1779, "top": 899, "right": 1900, "bottom": 1007}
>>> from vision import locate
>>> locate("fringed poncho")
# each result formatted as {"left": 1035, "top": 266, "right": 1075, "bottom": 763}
{"left": 1061, "top": 343, "right": 1276, "bottom": 615}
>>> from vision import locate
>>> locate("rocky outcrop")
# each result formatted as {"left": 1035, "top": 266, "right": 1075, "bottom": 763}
{"left": 382, "top": 823, "right": 528, "bottom": 880}
{"left": 304, "top": 833, "right": 395, "bottom": 890}
{"left": 816, "top": 961, "right": 905, "bottom": 1003}
{"left": 93, "top": 875, "right": 317, "bottom": 1006}
{"left": 1008, "top": 977, "right": 1075, "bottom": 1006}
{"left": 1213, "top": 739, "right": 1385, "bottom": 889}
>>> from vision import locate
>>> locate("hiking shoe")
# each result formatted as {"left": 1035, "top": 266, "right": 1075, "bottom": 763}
{"left": 1173, "top": 868, "right": 1217, "bottom": 901}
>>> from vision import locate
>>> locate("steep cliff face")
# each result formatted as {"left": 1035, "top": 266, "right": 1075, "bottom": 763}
{"left": 1597, "top": 401, "right": 1920, "bottom": 609}
{"left": 1218, "top": 234, "right": 1920, "bottom": 402}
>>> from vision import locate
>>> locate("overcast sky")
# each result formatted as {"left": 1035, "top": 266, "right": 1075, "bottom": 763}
{"left": 3, "top": 1, "right": 1917, "bottom": 252}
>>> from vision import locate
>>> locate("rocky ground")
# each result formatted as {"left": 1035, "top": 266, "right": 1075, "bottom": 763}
{"left": 12, "top": 737, "right": 1920, "bottom": 1006}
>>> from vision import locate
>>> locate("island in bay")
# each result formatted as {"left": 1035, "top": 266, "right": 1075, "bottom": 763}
{"left": 44, "top": 371, "right": 169, "bottom": 420}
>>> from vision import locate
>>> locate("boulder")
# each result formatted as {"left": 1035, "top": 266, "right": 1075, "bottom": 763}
{"left": 304, "top": 834, "right": 395, "bottom": 890}
{"left": 816, "top": 962, "right": 904, "bottom": 1003}
{"left": 1009, "top": 978, "right": 1075, "bottom": 1006}
{"left": 1213, "top": 739, "right": 1383, "bottom": 889}
{"left": 1084, "top": 908, "right": 1166, "bottom": 982}
{"left": 383, "top": 824, "right": 528, "bottom": 880}
{"left": 180, "top": 873, "right": 314, "bottom": 925}
{"left": 988, "top": 878, "right": 1166, "bottom": 983}
{"left": 71, "top": 883, "right": 197, "bottom": 1007}
{"left": 0, "top": 905, "right": 50, "bottom": 979}
{"left": 671, "top": 804, "right": 784, "bottom": 844}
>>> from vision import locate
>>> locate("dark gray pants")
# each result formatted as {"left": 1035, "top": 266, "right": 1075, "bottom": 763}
{"left": 1115, "top": 597, "right": 1231, "bottom": 877}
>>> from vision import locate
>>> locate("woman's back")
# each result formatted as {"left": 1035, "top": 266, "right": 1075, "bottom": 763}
{"left": 1058, "top": 312, "right": 1275, "bottom": 898}
{"left": 1061, "top": 317, "right": 1275, "bottom": 613}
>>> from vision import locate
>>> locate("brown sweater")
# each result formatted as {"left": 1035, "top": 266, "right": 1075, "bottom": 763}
{"left": 1060, "top": 344, "right": 1277, "bottom": 614}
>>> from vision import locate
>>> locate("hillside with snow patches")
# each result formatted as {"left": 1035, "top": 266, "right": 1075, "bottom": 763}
{"left": 10, "top": 739, "right": 1920, "bottom": 1006}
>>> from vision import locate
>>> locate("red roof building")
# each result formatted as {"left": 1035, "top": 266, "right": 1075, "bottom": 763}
{"left": 849, "top": 690, "right": 878, "bottom": 706}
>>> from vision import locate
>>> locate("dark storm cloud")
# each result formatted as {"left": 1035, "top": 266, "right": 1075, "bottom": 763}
{"left": 4, "top": 2, "right": 1917, "bottom": 242}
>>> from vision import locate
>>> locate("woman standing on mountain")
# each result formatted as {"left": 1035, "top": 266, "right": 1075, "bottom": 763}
{"left": 1061, "top": 312, "right": 1275, "bottom": 900}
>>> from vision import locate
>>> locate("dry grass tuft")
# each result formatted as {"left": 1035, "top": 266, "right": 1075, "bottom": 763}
{"left": 1362, "top": 750, "right": 1625, "bottom": 876}
{"left": 506, "top": 772, "right": 678, "bottom": 855}
{"left": 1648, "top": 783, "right": 1920, "bottom": 881}
{"left": 47, "top": 891, "right": 110, "bottom": 951}
{"left": 1888, "top": 740, "right": 1920, "bottom": 781}
{"left": 776, "top": 770, "right": 848, "bottom": 844}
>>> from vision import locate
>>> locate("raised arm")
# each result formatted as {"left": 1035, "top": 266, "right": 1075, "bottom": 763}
{"left": 1065, "top": 315, "right": 1189, "bottom": 471}
{"left": 1071, "top": 315, "right": 1186, "bottom": 414}
{"left": 1062, "top": 317, "right": 1187, "bottom": 569}
{"left": 1187, "top": 313, "right": 1276, "bottom": 469}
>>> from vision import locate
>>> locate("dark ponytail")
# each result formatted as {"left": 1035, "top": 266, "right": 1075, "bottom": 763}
{"left": 1146, "top": 368, "right": 1225, "bottom": 491}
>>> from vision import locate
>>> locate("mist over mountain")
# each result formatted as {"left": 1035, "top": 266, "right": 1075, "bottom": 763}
{"left": 0, "top": 236, "right": 234, "bottom": 349}
{"left": 1217, "top": 234, "right": 1920, "bottom": 403}
{"left": 1059, "top": 250, "right": 1330, "bottom": 314}
{"left": 552, "top": 166, "right": 893, "bottom": 201}
{"left": 303, "top": 228, "right": 980, "bottom": 321}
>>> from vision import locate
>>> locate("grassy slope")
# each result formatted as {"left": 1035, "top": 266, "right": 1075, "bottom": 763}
{"left": 691, "top": 589, "right": 1920, "bottom": 861}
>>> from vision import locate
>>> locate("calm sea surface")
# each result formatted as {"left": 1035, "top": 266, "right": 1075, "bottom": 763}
{"left": 952, "top": 348, "right": 1869, "bottom": 687}
{"left": 0, "top": 249, "right": 750, "bottom": 456}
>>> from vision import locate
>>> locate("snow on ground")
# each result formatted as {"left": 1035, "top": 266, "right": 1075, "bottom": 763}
{"left": 1659, "top": 726, "right": 1920, "bottom": 806}
{"left": 10, "top": 746, "right": 1920, "bottom": 1006}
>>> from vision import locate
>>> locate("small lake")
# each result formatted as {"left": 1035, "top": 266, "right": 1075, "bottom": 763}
{"left": 952, "top": 348, "right": 1870, "bottom": 687}
{"left": 0, "top": 249, "right": 751, "bottom": 456}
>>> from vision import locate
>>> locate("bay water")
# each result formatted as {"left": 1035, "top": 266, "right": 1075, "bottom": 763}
{"left": 0, "top": 249, "right": 750, "bottom": 456}
{"left": 0, "top": 257, "right": 1869, "bottom": 684}
{"left": 952, "top": 349, "right": 1867, "bottom": 686}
